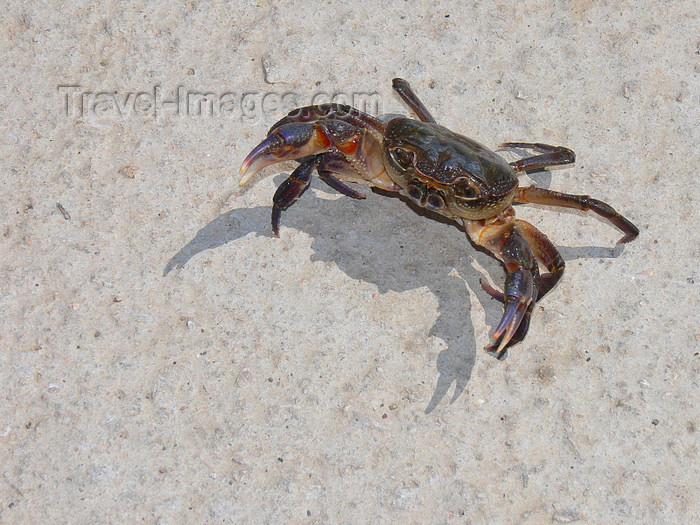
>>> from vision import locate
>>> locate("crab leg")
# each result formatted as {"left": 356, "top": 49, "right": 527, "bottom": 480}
{"left": 392, "top": 78, "right": 437, "bottom": 124}
{"left": 316, "top": 151, "right": 366, "bottom": 199}
{"left": 516, "top": 219, "right": 565, "bottom": 299}
{"left": 270, "top": 152, "right": 366, "bottom": 237}
{"left": 465, "top": 217, "right": 540, "bottom": 358}
{"left": 500, "top": 142, "right": 575, "bottom": 172}
{"left": 270, "top": 157, "right": 315, "bottom": 237}
{"left": 515, "top": 185, "right": 639, "bottom": 244}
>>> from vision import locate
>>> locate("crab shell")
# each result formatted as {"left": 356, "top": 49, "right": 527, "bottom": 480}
{"left": 382, "top": 117, "right": 518, "bottom": 220}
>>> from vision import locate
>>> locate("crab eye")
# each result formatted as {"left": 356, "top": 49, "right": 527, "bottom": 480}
{"left": 390, "top": 147, "right": 414, "bottom": 170}
{"left": 454, "top": 181, "right": 478, "bottom": 200}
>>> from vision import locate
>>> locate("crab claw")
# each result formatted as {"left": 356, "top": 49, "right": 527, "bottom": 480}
{"left": 239, "top": 118, "right": 364, "bottom": 186}
{"left": 483, "top": 267, "right": 535, "bottom": 358}
{"left": 465, "top": 219, "right": 540, "bottom": 359}
{"left": 239, "top": 132, "right": 286, "bottom": 185}
{"left": 484, "top": 299, "right": 530, "bottom": 358}
{"left": 240, "top": 122, "right": 329, "bottom": 185}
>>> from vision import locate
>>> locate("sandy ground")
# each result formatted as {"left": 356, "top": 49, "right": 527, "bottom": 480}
{"left": 1, "top": 1, "right": 698, "bottom": 523}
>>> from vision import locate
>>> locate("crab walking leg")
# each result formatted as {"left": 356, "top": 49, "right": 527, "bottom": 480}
{"left": 515, "top": 219, "right": 565, "bottom": 299}
{"left": 465, "top": 218, "right": 540, "bottom": 358}
{"left": 271, "top": 158, "right": 315, "bottom": 237}
{"left": 499, "top": 142, "right": 575, "bottom": 172}
{"left": 315, "top": 151, "right": 366, "bottom": 199}
{"left": 515, "top": 185, "right": 640, "bottom": 244}
{"left": 392, "top": 78, "right": 437, "bottom": 124}
{"left": 270, "top": 152, "right": 367, "bottom": 237}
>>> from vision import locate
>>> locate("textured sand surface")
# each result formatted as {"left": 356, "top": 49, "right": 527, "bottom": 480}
{"left": 1, "top": 1, "right": 699, "bottom": 523}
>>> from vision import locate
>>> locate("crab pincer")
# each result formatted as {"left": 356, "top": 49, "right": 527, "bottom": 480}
{"left": 239, "top": 121, "right": 337, "bottom": 185}
{"left": 239, "top": 104, "right": 397, "bottom": 235}
{"left": 465, "top": 219, "right": 540, "bottom": 358}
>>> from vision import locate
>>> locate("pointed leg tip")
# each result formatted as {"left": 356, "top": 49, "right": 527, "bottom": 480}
{"left": 271, "top": 206, "right": 282, "bottom": 237}
{"left": 617, "top": 233, "right": 638, "bottom": 244}
{"left": 480, "top": 278, "right": 505, "bottom": 302}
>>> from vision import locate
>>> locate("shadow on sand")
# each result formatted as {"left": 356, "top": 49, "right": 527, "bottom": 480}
{"left": 165, "top": 176, "right": 625, "bottom": 412}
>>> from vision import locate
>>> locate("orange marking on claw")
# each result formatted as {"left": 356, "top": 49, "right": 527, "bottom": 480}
{"left": 315, "top": 125, "right": 331, "bottom": 148}
{"left": 338, "top": 138, "right": 358, "bottom": 155}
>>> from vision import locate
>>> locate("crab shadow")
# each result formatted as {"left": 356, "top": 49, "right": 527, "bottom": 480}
{"left": 164, "top": 176, "right": 625, "bottom": 413}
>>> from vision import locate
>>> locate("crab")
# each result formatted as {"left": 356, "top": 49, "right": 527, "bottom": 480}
{"left": 239, "top": 78, "right": 638, "bottom": 359}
